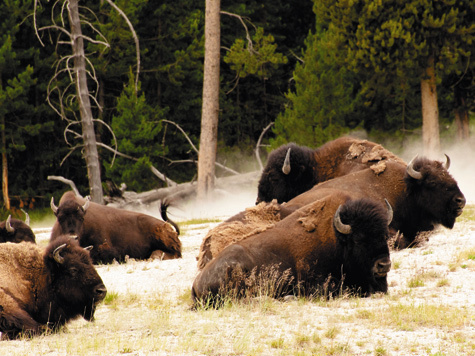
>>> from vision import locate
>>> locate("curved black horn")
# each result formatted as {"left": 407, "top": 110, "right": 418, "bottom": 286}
{"left": 282, "top": 147, "right": 291, "bottom": 175}
{"left": 444, "top": 154, "right": 451, "bottom": 170}
{"left": 333, "top": 205, "right": 352, "bottom": 235}
{"left": 384, "top": 199, "right": 393, "bottom": 225}
{"left": 21, "top": 209, "right": 30, "bottom": 226}
{"left": 53, "top": 243, "right": 67, "bottom": 264}
{"left": 5, "top": 215, "right": 14, "bottom": 233}
{"left": 406, "top": 155, "right": 422, "bottom": 180}
{"left": 51, "top": 197, "right": 59, "bottom": 214}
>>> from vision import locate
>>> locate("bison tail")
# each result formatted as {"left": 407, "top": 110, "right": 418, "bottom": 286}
{"left": 159, "top": 198, "right": 180, "bottom": 235}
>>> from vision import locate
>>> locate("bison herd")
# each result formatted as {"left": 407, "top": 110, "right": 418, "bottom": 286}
{"left": 0, "top": 136, "right": 467, "bottom": 339}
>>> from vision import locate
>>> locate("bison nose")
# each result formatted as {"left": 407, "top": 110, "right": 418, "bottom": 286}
{"left": 373, "top": 257, "right": 391, "bottom": 277}
{"left": 455, "top": 195, "right": 466, "bottom": 208}
{"left": 95, "top": 284, "right": 107, "bottom": 301}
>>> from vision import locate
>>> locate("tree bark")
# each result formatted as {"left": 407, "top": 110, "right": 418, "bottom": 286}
{"left": 1, "top": 114, "right": 10, "bottom": 210}
{"left": 68, "top": 0, "right": 104, "bottom": 204}
{"left": 454, "top": 85, "right": 470, "bottom": 140}
{"left": 420, "top": 55, "right": 440, "bottom": 158}
{"left": 197, "top": 0, "right": 221, "bottom": 200}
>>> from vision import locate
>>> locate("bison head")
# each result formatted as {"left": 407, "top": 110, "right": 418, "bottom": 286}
{"left": 256, "top": 143, "right": 318, "bottom": 204}
{"left": 333, "top": 198, "right": 392, "bottom": 295}
{"left": 44, "top": 237, "right": 107, "bottom": 324}
{"left": 405, "top": 155, "right": 466, "bottom": 229}
{"left": 51, "top": 196, "right": 90, "bottom": 237}
{"left": 0, "top": 212, "right": 36, "bottom": 243}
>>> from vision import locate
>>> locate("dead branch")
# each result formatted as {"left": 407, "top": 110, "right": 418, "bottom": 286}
{"left": 255, "top": 122, "right": 274, "bottom": 170}
{"left": 103, "top": 0, "right": 140, "bottom": 94}
{"left": 47, "top": 176, "right": 82, "bottom": 197}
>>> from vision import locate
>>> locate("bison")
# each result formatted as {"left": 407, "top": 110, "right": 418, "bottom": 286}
{"left": 283, "top": 155, "right": 466, "bottom": 248}
{"left": 0, "top": 236, "right": 106, "bottom": 339}
{"left": 196, "top": 199, "right": 297, "bottom": 270}
{"left": 192, "top": 193, "right": 393, "bottom": 307}
{"left": 0, "top": 211, "right": 35, "bottom": 244}
{"left": 50, "top": 191, "right": 182, "bottom": 264}
{"left": 256, "top": 136, "right": 405, "bottom": 204}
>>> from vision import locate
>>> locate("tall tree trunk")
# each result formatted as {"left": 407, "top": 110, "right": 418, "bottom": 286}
{"left": 68, "top": 0, "right": 103, "bottom": 204}
{"left": 420, "top": 55, "right": 440, "bottom": 158}
{"left": 197, "top": 0, "right": 221, "bottom": 200}
{"left": 454, "top": 85, "right": 470, "bottom": 140}
{"left": 1, "top": 115, "right": 10, "bottom": 210}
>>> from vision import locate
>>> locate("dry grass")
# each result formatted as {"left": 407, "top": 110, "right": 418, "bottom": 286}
{"left": 2, "top": 205, "right": 475, "bottom": 355}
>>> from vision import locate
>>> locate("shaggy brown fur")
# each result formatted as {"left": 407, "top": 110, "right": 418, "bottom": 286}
{"left": 197, "top": 200, "right": 283, "bottom": 270}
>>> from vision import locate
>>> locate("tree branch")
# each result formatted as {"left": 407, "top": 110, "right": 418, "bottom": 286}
{"left": 255, "top": 122, "right": 274, "bottom": 170}
{"left": 47, "top": 175, "right": 82, "bottom": 196}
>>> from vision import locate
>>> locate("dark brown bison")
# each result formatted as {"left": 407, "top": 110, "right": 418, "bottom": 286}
{"left": 0, "top": 236, "right": 106, "bottom": 339}
{"left": 283, "top": 155, "right": 466, "bottom": 248}
{"left": 256, "top": 137, "right": 405, "bottom": 204}
{"left": 0, "top": 211, "right": 35, "bottom": 243}
{"left": 192, "top": 193, "right": 393, "bottom": 306}
{"left": 50, "top": 191, "right": 182, "bottom": 264}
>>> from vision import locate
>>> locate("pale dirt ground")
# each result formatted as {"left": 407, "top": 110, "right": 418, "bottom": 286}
{"left": 2, "top": 185, "right": 475, "bottom": 355}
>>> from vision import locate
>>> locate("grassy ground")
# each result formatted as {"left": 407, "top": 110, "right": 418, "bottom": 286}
{"left": 2, "top": 205, "right": 475, "bottom": 356}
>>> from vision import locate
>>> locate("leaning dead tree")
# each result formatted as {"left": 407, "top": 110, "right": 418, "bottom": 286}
{"left": 34, "top": 0, "right": 161, "bottom": 203}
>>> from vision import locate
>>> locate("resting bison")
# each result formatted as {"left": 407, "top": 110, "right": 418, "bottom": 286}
{"left": 0, "top": 212, "right": 35, "bottom": 243}
{"left": 256, "top": 137, "right": 405, "bottom": 204}
{"left": 284, "top": 155, "right": 466, "bottom": 248}
{"left": 196, "top": 199, "right": 291, "bottom": 270}
{"left": 192, "top": 193, "right": 393, "bottom": 306}
{"left": 50, "top": 191, "right": 182, "bottom": 264}
{"left": 0, "top": 236, "right": 106, "bottom": 339}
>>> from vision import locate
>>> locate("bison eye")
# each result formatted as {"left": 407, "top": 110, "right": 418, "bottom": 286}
{"left": 69, "top": 267, "right": 79, "bottom": 277}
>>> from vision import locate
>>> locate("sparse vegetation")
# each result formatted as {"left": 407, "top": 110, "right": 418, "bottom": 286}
{"left": 3, "top": 206, "right": 474, "bottom": 355}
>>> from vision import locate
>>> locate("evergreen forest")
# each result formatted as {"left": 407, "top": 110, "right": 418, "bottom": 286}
{"left": 1, "top": 0, "right": 474, "bottom": 211}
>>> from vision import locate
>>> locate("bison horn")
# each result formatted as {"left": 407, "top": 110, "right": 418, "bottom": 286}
{"left": 53, "top": 243, "right": 67, "bottom": 264}
{"left": 83, "top": 196, "right": 90, "bottom": 212}
{"left": 84, "top": 245, "right": 93, "bottom": 251}
{"left": 51, "top": 197, "right": 59, "bottom": 214}
{"left": 406, "top": 155, "right": 422, "bottom": 180}
{"left": 444, "top": 154, "right": 451, "bottom": 170}
{"left": 282, "top": 147, "right": 291, "bottom": 175}
{"left": 5, "top": 215, "right": 15, "bottom": 233}
{"left": 21, "top": 209, "right": 30, "bottom": 226}
{"left": 385, "top": 199, "right": 393, "bottom": 225}
{"left": 333, "top": 205, "right": 352, "bottom": 235}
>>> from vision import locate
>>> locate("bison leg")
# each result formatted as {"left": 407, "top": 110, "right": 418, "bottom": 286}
{"left": 0, "top": 307, "right": 43, "bottom": 340}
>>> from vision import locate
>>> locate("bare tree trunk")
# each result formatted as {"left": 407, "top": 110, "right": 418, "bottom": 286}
{"left": 197, "top": 0, "right": 221, "bottom": 200}
{"left": 68, "top": 0, "right": 104, "bottom": 204}
{"left": 420, "top": 55, "right": 440, "bottom": 158}
{"left": 1, "top": 114, "right": 10, "bottom": 210}
{"left": 454, "top": 85, "right": 470, "bottom": 140}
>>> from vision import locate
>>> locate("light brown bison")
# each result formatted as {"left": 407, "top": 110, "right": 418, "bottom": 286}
{"left": 50, "top": 191, "right": 182, "bottom": 264}
{"left": 0, "top": 211, "right": 35, "bottom": 244}
{"left": 192, "top": 193, "right": 393, "bottom": 307}
{"left": 0, "top": 236, "right": 106, "bottom": 339}
{"left": 196, "top": 200, "right": 290, "bottom": 270}
{"left": 256, "top": 136, "right": 405, "bottom": 204}
{"left": 283, "top": 155, "right": 465, "bottom": 248}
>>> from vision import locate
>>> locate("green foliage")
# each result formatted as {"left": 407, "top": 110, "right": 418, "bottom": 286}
{"left": 104, "top": 72, "right": 166, "bottom": 191}
{"left": 224, "top": 27, "right": 288, "bottom": 79}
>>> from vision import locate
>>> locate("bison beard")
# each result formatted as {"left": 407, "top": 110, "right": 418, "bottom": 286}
{"left": 0, "top": 237, "right": 106, "bottom": 339}
{"left": 192, "top": 195, "right": 392, "bottom": 308}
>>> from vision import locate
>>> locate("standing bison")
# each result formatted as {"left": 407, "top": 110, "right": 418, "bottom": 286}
{"left": 192, "top": 193, "right": 393, "bottom": 307}
{"left": 50, "top": 191, "right": 182, "bottom": 264}
{"left": 0, "top": 236, "right": 106, "bottom": 339}
{"left": 256, "top": 136, "right": 405, "bottom": 204}
{"left": 0, "top": 211, "right": 35, "bottom": 244}
{"left": 284, "top": 155, "right": 466, "bottom": 248}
